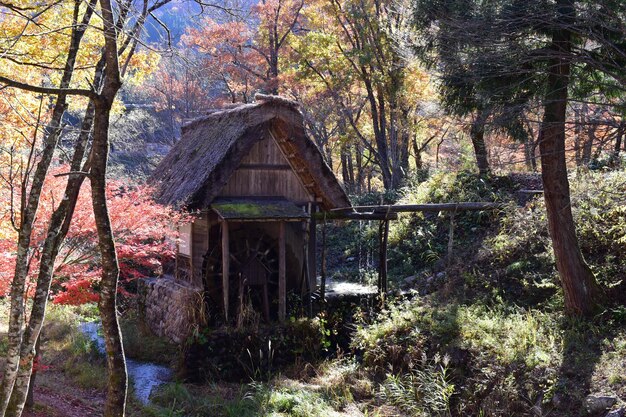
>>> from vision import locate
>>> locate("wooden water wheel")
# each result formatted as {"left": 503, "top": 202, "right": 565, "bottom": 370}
{"left": 202, "top": 228, "right": 279, "bottom": 324}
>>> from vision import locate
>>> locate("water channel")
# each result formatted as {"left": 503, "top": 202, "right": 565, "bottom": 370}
{"left": 79, "top": 322, "right": 173, "bottom": 404}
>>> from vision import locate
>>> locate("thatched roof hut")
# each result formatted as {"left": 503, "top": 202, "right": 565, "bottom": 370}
{"left": 150, "top": 95, "right": 350, "bottom": 324}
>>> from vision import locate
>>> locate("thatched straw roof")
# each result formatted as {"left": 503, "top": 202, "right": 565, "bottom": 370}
{"left": 151, "top": 95, "right": 351, "bottom": 211}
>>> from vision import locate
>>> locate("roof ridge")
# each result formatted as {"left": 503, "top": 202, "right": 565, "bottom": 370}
{"left": 254, "top": 94, "right": 300, "bottom": 108}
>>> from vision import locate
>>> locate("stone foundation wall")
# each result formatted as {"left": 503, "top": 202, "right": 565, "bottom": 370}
{"left": 138, "top": 277, "right": 203, "bottom": 344}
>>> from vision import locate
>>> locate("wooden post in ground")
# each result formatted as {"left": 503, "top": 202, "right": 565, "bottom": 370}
{"left": 279, "top": 221, "right": 286, "bottom": 322}
{"left": 221, "top": 220, "right": 229, "bottom": 322}
{"left": 378, "top": 221, "right": 383, "bottom": 292}
{"left": 378, "top": 220, "right": 389, "bottom": 295}
{"left": 382, "top": 220, "right": 389, "bottom": 293}
{"left": 447, "top": 210, "right": 456, "bottom": 268}
{"left": 320, "top": 214, "right": 327, "bottom": 303}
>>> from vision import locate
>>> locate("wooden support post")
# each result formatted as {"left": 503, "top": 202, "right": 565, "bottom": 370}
{"left": 320, "top": 214, "right": 327, "bottom": 303}
{"left": 189, "top": 221, "right": 195, "bottom": 282}
{"left": 308, "top": 209, "right": 317, "bottom": 287}
{"left": 278, "top": 221, "right": 286, "bottom": 322}
{"left": 221, "top": 220, "right": 229, "bottom": 322}
{"left": 378, "top": 220, "right": 389, "bottom": 295}
{"left": 382, "top": 220, "right": 389, "bottom": 294}
{"left": 306, "top": 206, "right": 315, "bottom": 318}
{"left": 378, "top": 221, "right": 383, "bottom": 293}
{"left": 447, "top": 210, "right": 456, "bottom": 267}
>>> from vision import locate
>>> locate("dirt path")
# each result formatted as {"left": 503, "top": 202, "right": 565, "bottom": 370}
{"left": 23, "top": 373, "right": 105, "bottom": 417}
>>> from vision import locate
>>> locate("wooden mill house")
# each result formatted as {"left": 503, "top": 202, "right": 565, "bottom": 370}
{"left": 151, "top": 95, "right": 351, "bottom": 324}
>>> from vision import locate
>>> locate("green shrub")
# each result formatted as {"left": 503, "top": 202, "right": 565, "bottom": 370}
{"left": 388, "top": 170, "right": 515, "bottom": 278}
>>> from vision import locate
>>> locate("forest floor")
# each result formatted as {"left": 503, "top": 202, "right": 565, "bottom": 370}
{"left": 4, "top": 293, "right": 623, "bottom": 417}
{"left": 0, "top": 302, "right": 104, "bottom": 417}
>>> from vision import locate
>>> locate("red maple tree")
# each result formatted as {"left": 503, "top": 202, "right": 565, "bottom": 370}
{"left": 0, "top": 166, "right": 182, "bottom": 304}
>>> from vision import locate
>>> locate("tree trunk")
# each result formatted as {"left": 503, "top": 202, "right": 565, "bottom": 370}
{"left": 470, "top": 109, "right": 491, "bottom": 175}
{"left": 92, "top": 100, "right": 127, "bottom": 417}
{"left": 538, "top": 0, "right": 601, "bottom": 316}
{"left": 610, "top": 122, "right": 624, "bottom": 166}
{"left": 413, "top": 136, "right": 423, "bottom": 170}
{"left": 581, "top": 116, "right": 596, "bottom": 167}
{"left": 355, "top": 144, "right": 364, "bottom": 194}
{"left": 346, "top": 144, "right": 355, "bottom": 187}
{"left": 6, "top": 99, "right": 97, "bottom": 416}
{"left": 340, "top": 144, "right": 352, "bottom": 191}
{"left": 522, "top": 124, "right": 537, "bottom": 172}
{"left": 92, "top": 0, "right": 127, "bottom": 414}
{"left": 0, "top": 1, "right": 89, "bottom": 412}
{"left": 24, "top": 335, "right": 40, "bottom": 411}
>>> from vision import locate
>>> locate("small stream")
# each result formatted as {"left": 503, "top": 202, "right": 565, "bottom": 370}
{"left": 325, "top": 276, "right": 377, "bottom": 296}
{"left": 79, "top": 322, "right": 173, "bottom": 404}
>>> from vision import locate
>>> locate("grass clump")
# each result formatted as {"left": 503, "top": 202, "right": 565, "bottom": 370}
{"left": 248, "top": 382, "right": 339, "bottom": 417}
{"left": 138, "top": 380, "right": 341, "bottom": 417}
{"left": 138, "top": 382, "right": 255, "bottom": 417}
{"left": 457, "top": 305, "right": 559, "bottom": 368}
{"left": 380, "top": 354, "right": 454, "bottom": 417}
{"left": 120, "top": 315, "right": 178, "bottom": 365}
{"left": 352, "top": 298, "right": 458, "bottom": 374}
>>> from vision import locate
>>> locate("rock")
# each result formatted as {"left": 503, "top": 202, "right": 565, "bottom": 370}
{"left": 551, "top": 392, "right": 565, "bottom": 407}
{"left": 606, "top": 407, "right": 626, "bottom": 417}
{"left": 403, "top": 275, "right": 417, "bottom": 285}
{"left": 585, "top": 395, "right": 617, "bottom": 415}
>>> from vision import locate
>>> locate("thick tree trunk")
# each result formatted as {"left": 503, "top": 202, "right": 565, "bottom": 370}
{"left": 538, "top": 0, "right": 601, "bottom": 316}
{"left": 470, "top": 109, "right": 491, "bottom": 175}
{"left": 92, "top": 100, "right": 127, "bottom": 417}
{"left": 92, "top": 0, "right": 127, "bottom": 414}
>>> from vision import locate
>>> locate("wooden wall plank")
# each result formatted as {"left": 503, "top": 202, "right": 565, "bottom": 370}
{"left": 219, "top": 169, "right": 313, "bottom": 201}
{"left": 217, "top": 132, "right": 314, "bottom": 201}
{"left": 191, "top": 214, "right": 209, "bottom": 287}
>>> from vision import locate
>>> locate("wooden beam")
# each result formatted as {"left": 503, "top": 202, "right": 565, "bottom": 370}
{"left": 313, "top": 211, "right": 398, "bottom": 221}
{"left": 220, "top": 217, "right": 308, "bottom": 223}
{"left": 221, "top": 220, "right": 229, "bottom": 322}
{"left": 278, "top": 221, "right": 286, "bottom": 323}
{"left": 331, "top": 202, "right": 504, "bottom": 213}
{"left": 238, "top": 163, "right": 291, "bottom": 170}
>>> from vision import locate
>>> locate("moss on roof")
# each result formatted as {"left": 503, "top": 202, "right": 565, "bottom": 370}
{"left": 211, "top": 199, "right": 309, "bottom": 220}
